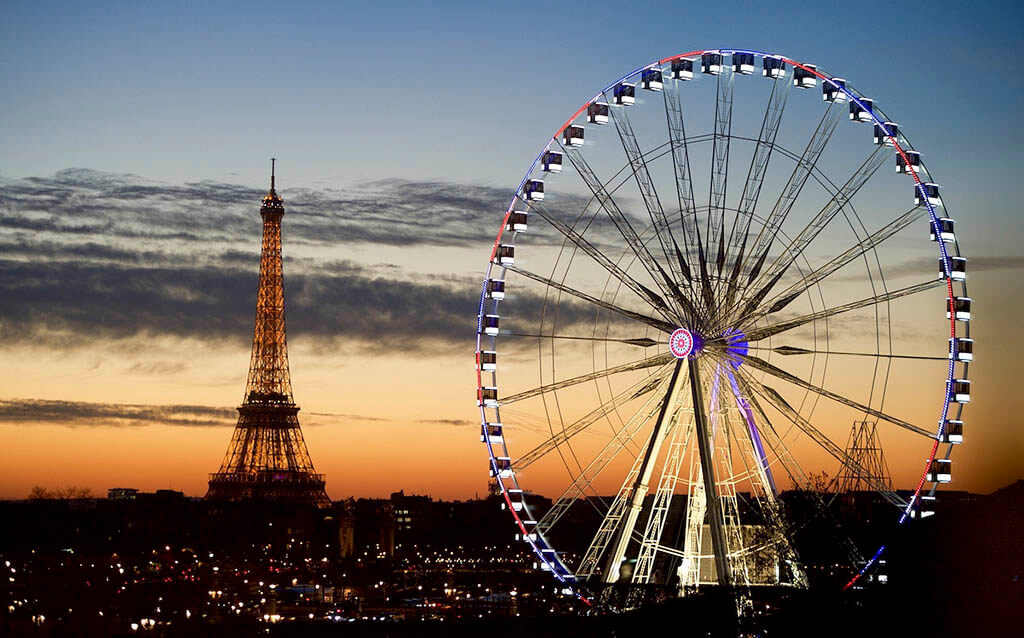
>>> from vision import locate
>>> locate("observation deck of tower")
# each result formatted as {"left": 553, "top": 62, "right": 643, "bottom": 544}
{"left": 206, "top": 160, "right": 330, "bottom": 507}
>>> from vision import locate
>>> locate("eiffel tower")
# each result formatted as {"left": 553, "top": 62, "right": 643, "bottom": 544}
{"left": 206, "top": 160, "right": 329, "bottom": 507}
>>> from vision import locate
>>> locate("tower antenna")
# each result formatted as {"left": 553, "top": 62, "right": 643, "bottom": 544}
{"left": 271, "top": 157, "right": 276, "bottom": 191}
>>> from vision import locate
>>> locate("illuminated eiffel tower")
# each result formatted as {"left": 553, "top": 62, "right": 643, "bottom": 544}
{"left": 206, "top": 160, "right": 329, "bottom": 507}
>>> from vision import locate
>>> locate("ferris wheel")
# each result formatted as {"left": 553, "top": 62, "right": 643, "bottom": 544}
{"left": 474, "top": 48, "right": 970, "bottom": 600}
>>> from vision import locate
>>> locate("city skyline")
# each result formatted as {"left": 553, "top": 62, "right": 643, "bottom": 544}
{"left": 2, "top": 1, "right": 1023, "bottom": 502}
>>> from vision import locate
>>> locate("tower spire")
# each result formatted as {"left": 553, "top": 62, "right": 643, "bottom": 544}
{"left": 206, "top": 169, "right": 329, "bottom": 507}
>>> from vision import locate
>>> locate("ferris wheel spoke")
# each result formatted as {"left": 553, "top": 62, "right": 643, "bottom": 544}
{"left": 535, "top": 371, "right": 676, "bottom": 536}
{"left": 512, "top": 363, "right": 674, "bottom": 471}
{"left": 750, "top": 345, "right": 948, "bottom": 361}
{"left": 739, "top": 103, "right": 843, "bottom": 294}
{"left": 664, "top": 80, "right": 716, "bottom": 318}
{"left": 558, "top": 142, "right": 683, "bottom": 318}
{"left": 726, "top": 145, "right": 889, "bottom": 325}
{"left": 606, "top": 90, "right": 686, "bottom": 289}
{"left": 503, "top": 264, "right": 676, "bottom": 334}
{"left": 738, "top": 352, "right": 935, "bottom": 438}
{"left": 737, "top": 371, "right": 905, "bottom": 506}
{"left": 742, "top": 205, "right": 926, "bottom": 321}
{"left": 707, "top": 67, "right": 736, "bottom": 282}
{"left": 502, "top": 351, "right": 675, "bottom": 406}
{"left": 522, "top": 199, "right": 677, "bottom": 321}
{"left": 503, "top": 332, "right": 659, "bottom": 348}
{"left": 742, "top": 279, "right": 944, "bottom": 341}
{"left": 720, "top": 81, "right": 791, "bottom": 312}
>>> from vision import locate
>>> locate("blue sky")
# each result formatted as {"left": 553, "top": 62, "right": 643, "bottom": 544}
{"left": 0, "top": 1, "right": 1022, "bottom": 498}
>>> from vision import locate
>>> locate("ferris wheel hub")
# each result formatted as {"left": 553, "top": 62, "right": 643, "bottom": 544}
{"left": 669, "top": 328, "right": 700, "bottom": 358}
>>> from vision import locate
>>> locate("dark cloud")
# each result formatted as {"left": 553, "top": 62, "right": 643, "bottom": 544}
{"left": 415, "top": 418, "right": 475, "bottom": 427}
{"left": 0, "top": 398, "right": 236, "bottom": 428}
{"left": 0, "top": 398, "right": 388, "bottom": 428}
{"left": 0, "top": 169, "right": 652, "bottom": 352}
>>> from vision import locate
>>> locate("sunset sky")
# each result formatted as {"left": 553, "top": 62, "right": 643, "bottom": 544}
{"left": 1, "top": 0, "right": 1022, "bottom": 500}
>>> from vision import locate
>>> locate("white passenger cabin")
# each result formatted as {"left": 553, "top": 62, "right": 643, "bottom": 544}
{"left": 762, "top": 56, "right": 786, "bottom": 79}
{"left": 495, "top": 244, "right": 515, "bottom": 265}
{"left": 897, "top": 151, "right": 922, "bottom": 174}
{"left": 917, "top": 183, "right": 942, "bottom": 207}
{"left": 480, "top": 350, "right": 497, "bottom": 372}
{"left": 914, "top": 493, "right": 936, "bottom": 519}
{"left": 563, "top": 125, "right": 585, "bottom": 147}
{"left": 946, "top": 296, "right": 971, "bottom": 321}
{"left": 613, "top": 82, "right": 636, "bottom": 105}
{"left": 949, "top": 338, "right": 974, "bottom": 362}
{"left": 939, "top": 257, "right": 966, "bottom": 282}
{"left": 490, "top": 456, "right": 513, "bottom": 478}
{"left": 672, "top": 58, "right": 694, "bottom": 80}
{"left": 927, "top": 459, "right": 952, "bottom": 483}
{"left": 733, "top": 53, "right": 755, "bottom": 75}
{"left": 793, "top": 64, "right": 817, "bottom": 88}
{"left": 943, "top": 419, "right": 963, "bottom": 444}
{"left": 823, "top": 78, "right": 847, "bottom": 102}
{"left": 481, "top": 422, "right": 503, "bottom": 444}
{"left": 929, "top": 218, "right": 954, "bottom": 242}
{"left": 701, "top": 53, "right": 723, "bottom": 75}
{"left": 849, "top": 98, "right": 874, "bottom": 122}
{"left": 480, "top": 386, "right": 499, "bottom": 408}
{"left": 542, "top": 151, "right": 563, "bottom": 173}
{"left": 482, "top": 314, "right": 500, "bottom": 336}
{"left": 874, "top": 122, "right": 898, "bottom": 146}
{"left": 524, "top": 179, "right": 544, "bottom": 201}
{"left": 506, "top": 211, "right": 528, "bottom": 233}
{"left": 487, "top": 278, "right": 505, "bottom": 300}
{"left": 641, "top": 68, "right": 664, "bottom": 91}
{"left": 587, "top": 101, "right": 609, "bottom": 124}
{"left": 950, "top": 379, "right": 970, "bottom": 403}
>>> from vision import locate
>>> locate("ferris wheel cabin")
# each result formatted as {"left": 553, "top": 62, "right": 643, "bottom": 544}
{"left": 949, "top": 379, "right": 971, "bottom": 403}
{"left": 913, "top": 493, "right": 937, "bottom": 519}
{"left": 733, "top": 53, "right": 755, "bottom": 75}
{"left": 849, "top": 98, "right": 874, "bottom": 122}
{"left": 613, "top": 82, "right": 636, "bottom": 105}
{"left": 942, "top": 419, "right": 964, "bottom": 444}
{"left": 486, "top": 278, "right": 505, "bottom": 300}
{"left": 479, "top": 350, "right": 497, "bottom": 372}
{"left": 949, "top": 338, "right": 974, "bottom": 362}
{"left": 490, "top": 457, "right": 513, "bottom": 479}
{"left": 793, "top": 64, "right": 817, "bottom": 88}
{"left": 641, "top": 68, "right": 664, "bottom": 90}
{"left": 874, "top": 122, "right": 899, "bottom": 146}
{"left": 482, "top": 314, "right": 500, "bottom": 336}
{"left": 524, "top": 179, "right": 544, "bottom": 201}
{"left": 542, "top": 151, "right": 563, "bottom": 173}
{"left": 939, "top": 256, "right": 967, "bottom": 281}
{"left": 481, "top": 422, "right": 503, "bottom": 444}
{"left": 588, "top": 101, "right": 610, "bottom": 124}
{"left": 917, "top": 183, "right": 943, "bottom": 207}
{"left": 929, "top": 218, "right": 954, "bottom": 242}
{"left": 823, "top": 78, "right": 847, "bottom": 102}
{"left": 563, "top": 125, "right": 585, "bottom": 147}
{"left": 762, "top": 56, "right": 786, "bottom": 79}
{"left": 506, "top": 211, "right": 529, "bottom": 233}
{"left": 495, "top": 245, "right": 515, "bottom": 265}
{"left": 479, "top": 386, "right": 499, "bottom": 408}
{"left": 672, "top": 58, "right": 695, "bottom": 80}
{"left": 701, "top": 52, "right": 723, "bottom": 75}
{"left": 927, "top": 459, "right": 952, "bottom": 483}
{"left": 897, "top": 150, "right": 922, "bottom": 174}
{"left": 946, "top": 296, "right": 971, "bottom": 321}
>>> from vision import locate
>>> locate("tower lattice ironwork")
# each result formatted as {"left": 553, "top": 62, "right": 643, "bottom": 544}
{"left": 206, "top": 160, "right": 329, "bottom": 507}
{"left": 836, "top": 420, "right": 893, "bottom": 493}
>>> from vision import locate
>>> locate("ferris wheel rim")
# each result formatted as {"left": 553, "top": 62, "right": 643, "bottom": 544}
{"left": 475, "top": 48, "right": 969, "bottom": 599}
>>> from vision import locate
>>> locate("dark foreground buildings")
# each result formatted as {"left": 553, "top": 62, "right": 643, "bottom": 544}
{"left": 1, "top": 482, "right": 1021, "bottom": 636}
